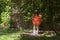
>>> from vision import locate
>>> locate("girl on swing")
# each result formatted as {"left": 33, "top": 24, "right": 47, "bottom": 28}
{"left": 32, "top": 11, "right": 42, "bottom": 35}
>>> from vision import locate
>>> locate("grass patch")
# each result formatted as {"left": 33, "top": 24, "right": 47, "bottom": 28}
{"left": 0, "top": 28, "right": 60, "bottom": 40}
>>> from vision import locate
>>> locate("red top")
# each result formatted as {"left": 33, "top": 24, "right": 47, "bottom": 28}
{"left": 32, "top": 15, "right": 42, "bottom": 25}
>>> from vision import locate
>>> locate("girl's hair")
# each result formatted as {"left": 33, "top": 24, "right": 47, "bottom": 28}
{"left": 34, "top": 10, "right": 39, "bottom": 16}
{"left": 34, "top": 10, "right": 40, "bottom": 14}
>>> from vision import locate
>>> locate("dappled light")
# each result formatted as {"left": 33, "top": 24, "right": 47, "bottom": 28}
{"left": 0, "top": 0, "right": 60, "bottom": 40}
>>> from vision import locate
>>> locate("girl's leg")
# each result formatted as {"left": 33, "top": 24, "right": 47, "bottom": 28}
{"left": 36, "top": 25, "right": 39, "bottom": 34}
{"left": 33, "top": 25, "right": 35, "bottom": 34}
{"left": 33, "top": 25, "right": 39, "bottom": 35}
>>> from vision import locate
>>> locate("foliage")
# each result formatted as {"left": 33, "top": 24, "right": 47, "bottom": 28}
{"left": 0, "top": 0, "right": 60, "bottom": 29}
{"left": 0, "top": 0, "right": 11, "bottom": 26}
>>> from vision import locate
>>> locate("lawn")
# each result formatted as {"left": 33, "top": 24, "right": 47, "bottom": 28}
{"left": 0, "top": 28, "right": 60, "bottom": 40}
{"left": 0, "top": 28, "right": 25, "bottom": 40}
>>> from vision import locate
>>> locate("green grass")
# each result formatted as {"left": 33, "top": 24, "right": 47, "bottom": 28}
{"left": 0, "top": 28, "right": 60, "bottom": 40}
{"left": 0, "top": 28, "right": 25, "bottom": 40}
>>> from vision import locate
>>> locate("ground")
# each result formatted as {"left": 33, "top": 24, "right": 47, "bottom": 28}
{"left": 0, "top": 28, "right": 60, "bottom": 40}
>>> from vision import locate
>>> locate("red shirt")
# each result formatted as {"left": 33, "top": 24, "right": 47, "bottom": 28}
{"left": 32, "top": 15, "right": 42, "bottom": 25}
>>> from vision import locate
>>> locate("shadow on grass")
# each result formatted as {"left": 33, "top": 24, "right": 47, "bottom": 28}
{"left": 0, "top": 28, "right": 60, "bottom": 40}
{"left": 0, "top": 28, "right": 21, "bottom": 35}
{"left": 20, "top": 32, "right": 60, "bottom": 40}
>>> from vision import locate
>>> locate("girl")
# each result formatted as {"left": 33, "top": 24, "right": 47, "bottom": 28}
{"left": 32, "top": 12, "right": 42, "bottom": 35}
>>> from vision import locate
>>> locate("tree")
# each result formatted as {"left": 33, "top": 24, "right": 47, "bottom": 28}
{"left": 10, "top": 0, "right": 60, "bottom": 30}
{"left": 0, "top": 0, "right": 11, "bottom": 26}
